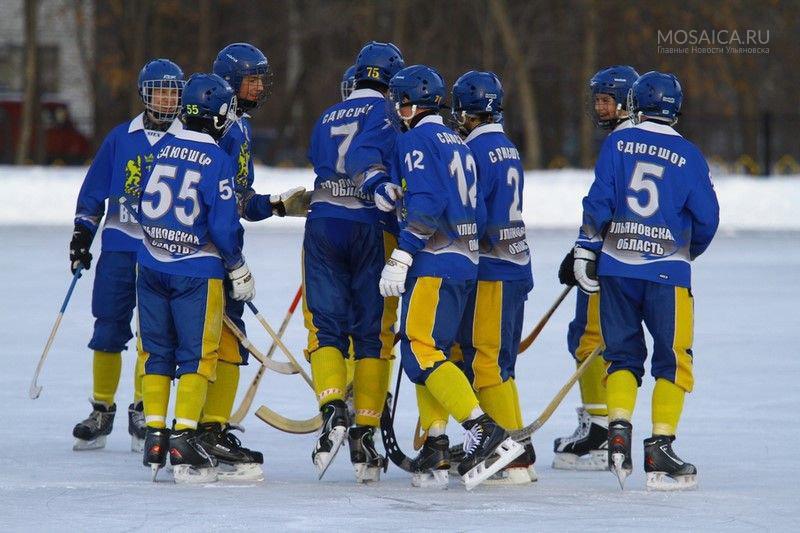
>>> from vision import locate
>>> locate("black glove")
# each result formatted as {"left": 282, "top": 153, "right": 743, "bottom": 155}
{"left": 558, "top": 251, "right": 576, "bottom": 286}
{"left": 69, "top": 223, "right": 93, "bottom": 273}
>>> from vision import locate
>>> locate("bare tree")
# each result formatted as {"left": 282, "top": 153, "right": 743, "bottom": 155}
{"left": 579, "top": 0, "right": 597, "bottom": 167}
{"left": 17, "top": 0, "right": 40, "bottom": 165}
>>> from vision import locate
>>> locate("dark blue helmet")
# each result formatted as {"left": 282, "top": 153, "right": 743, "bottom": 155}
{"left": 354, "top": 41, "right": 404, "bottom": 87}
{"left": 451, "top": 70, "right": 503, "bottom": 120}
{"left": 137, "top": 59, "right": 185, "bottom": 122}
{"left": 180, "top": 73, "right": 238, "bottom": 140}
{"left": 628, "top": 71, "right": 683, "bottom": 125}
{"left": 389, "top": 65, "right": 446, "bottom": 110}
{"left": 213, "top": 43, "right": 271, "bottom": 111}
{"left": 590, "top": 65, "right": 638, "bottom": 129}
{"left": 341, "top": 64, "right": 356, "bottom": 101}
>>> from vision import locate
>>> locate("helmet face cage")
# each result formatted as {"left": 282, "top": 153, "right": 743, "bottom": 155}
{"left": 214, "top": 95, "right": 239, "bottom": 136}
{"left": 232, "top": 65, "right": 272, "bottom": 111}
{"left": 140, "top": 79, "right": 185, "bottom": 122}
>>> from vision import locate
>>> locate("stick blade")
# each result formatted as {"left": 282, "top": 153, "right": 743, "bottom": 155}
{"left": 29, "top": 382, "right": 42, "bottom": 399}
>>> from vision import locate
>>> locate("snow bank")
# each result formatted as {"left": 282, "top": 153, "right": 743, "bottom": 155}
{"left": 0, "top": 165, "right": 797, "bottom": 230}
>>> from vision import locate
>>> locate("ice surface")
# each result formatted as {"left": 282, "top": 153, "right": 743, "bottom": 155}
{"left": 1, "top": 226, "right": 798, "bottom": 531}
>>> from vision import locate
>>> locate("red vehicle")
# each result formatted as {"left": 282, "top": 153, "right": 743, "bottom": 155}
{"left": 0, "top": 96, "right": 92, "bottom": 164}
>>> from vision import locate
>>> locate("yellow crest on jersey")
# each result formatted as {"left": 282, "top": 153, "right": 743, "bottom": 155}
{"left": 236, "top": 141, "right": 250, "bottom": 188}
{"left": 123, "top": 153, "right": 154, "bottom": 198}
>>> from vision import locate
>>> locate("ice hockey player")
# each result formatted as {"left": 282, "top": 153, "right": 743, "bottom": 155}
{"left": 450, "top": 70, "right": 535, "bottom": 485}
{"left": 304, "top": 41, "right": 404, "bottom": 482}
{"left": 69, "top": 59, "right": 184, "bottom": 452}
{"left": 341, "top": 64, "right": 356, "bottom": 101}
{"left": 198, "top": 43, "right": 306, "bottom": 481}
{"left": 553, "top": 65, "right": 639, "bottom": 471}
{"left": 572, "top": 71, "right": 718, "bottom": 490}
{"left": 137, "top": 73, "right": 253, "bottom": 484}
{"left": 379, "top": 64, "right": 523, "bottom": 490}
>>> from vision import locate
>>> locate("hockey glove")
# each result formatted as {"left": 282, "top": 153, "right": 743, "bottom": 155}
{"left": 379, "top": 249, "right": 413, "bottom": 297}
{"left": 573, "top": 246, "right": 599, "bottom": 294}
{"left": 558, "top": 251, "right": 577, "bottom": 286}
{"left": 228, "top": 263, "right": 256, "bottom": 302}
{"left": 69, "top": 223, "right": 93, "bottom": 273}
{"left": 270, "top": 187, "right": 307, "bottom": 217}
{"left": 374, "top": 182, "right": 403, "bottom": 213}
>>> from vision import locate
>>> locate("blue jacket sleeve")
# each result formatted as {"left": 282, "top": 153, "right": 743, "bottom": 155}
{"left": 397, "top": 136, "right": 446, "bottom": 255}
{"left": 577, "top": 137, "right": 616, "bottom": 251}
{"left": 75, "top": 128, "right": 116, "bottom": 234}
{"left": 204, "top": 160, "right": 245, "bottom": 271}
{"left": 686, "top": 158, "right": 720, "bottom": 259}
{"left": 346, "top": 106, "right": 395, "bottom": 195}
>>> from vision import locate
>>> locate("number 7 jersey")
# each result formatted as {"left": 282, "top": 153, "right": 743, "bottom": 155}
{"left": 577, "top": 121, "right": 719, "bottom": 288}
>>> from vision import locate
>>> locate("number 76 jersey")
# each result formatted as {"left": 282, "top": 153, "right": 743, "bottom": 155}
{"left": 577, "top": 121, "right": 719, "bottom": 288}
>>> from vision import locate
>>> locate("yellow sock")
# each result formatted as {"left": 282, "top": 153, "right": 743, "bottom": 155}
{"left": 606, "top": 370, "right": 638, "bottom": 422}
{"left": 353, "top": 358, "right": 391, "bottom": 427}
{"left": 174, "top": 373, "right": 208, "bottom": 430}
{"left": 133, "top": 353, "right": 145, "bottom": 404}
{"left": 142, "top": 374, "right": 171, "bottom": 429}
{"left": 92, "top": 350, "right": 122, "bottom": 405}
{"left": 416, "top": 384, "right": 449, "bottom": 432}
{"left": 200, "top": 361, "right": 239, "bottom": 425}
{"left": 424, "top": 362, "right": 480, "bottom": 424}
{"left": 477, "top": 380, "right": 521, "bottom": 431}
{"left": 509, "top": 378, "right": 524, "bottom": 428}
{"left": 579, "top": 354, "right": 608, "bottom": 417}
{"left": 310, "top": 346, "right": 347, "bottom": 406}
{"left": 652, "top": 378, "right": 685, "bottom": 436}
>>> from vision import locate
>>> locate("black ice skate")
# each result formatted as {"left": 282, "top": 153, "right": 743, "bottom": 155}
{"left": 142, "top": 427, "right": 169, "bottom": 481}
{"left": 608, "top": 420, "right": 633, "bottom": 490}
{"left": 447, "top": 442, "right": 465, "bottom": 475}
{"left": 128, "top": 401, "right": 146, "bottom": 453}
{"left": 487, "top": 438, "right": 537, "bottom": 485}
{"left": 72, "top": 400, "right": 116, "bottom": 451}
{"left": 552, "top": 407, "right": 608, "bottom": 471}
{"left": 411, "top": 435, "right": 451, "bottom": 489}
{"left": 348, "top": 425, "right": 384, "bottom": 483}
{"left": 457, "top": 414, "right": 524, "bottom": 490}
{"left": 169, "top": 428, "right": 218, "bottom": 484}
{"left": 312, "top": 399, "right": 349, "bottom": 479}
{"left": 644, "top": 435, "right": 698, "bottom": 491}
{"left": 197, "top": 422, "right": 264, "bottom": 481}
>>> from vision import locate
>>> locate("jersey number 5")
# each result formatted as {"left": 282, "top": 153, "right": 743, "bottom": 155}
{"left": 627, "top": 161, "right": 665, "bottom": 218}
{"left": 141, "top": 163, "right": 207, "bottom": 226}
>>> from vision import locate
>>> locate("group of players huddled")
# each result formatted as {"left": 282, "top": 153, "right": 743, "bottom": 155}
{"left": 67, "top": 40, "right": 718, "bottom": 490}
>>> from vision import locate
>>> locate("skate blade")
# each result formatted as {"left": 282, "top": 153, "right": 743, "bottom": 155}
{"left": 646, "top": 472, "right": 698, "bottom": 491}
{"left": 216, "top": 462, "right": 264, "bottom": 482}
{"left": 462, "top": 438, "right": 525, "bottom": 491}
{"left": 315, "top": 427, "right": 346, "bottom": 480}
{"left": 483, "top": 466, "right": 536, "bottom": 486}
{"left": 72, "top": 435, "right": 107, "bottom": 451}
{"left": 552, "top": 450, "right": 608, "bottom": 471}
{"left": 411, "top": 469, "right": 449, "bottom": 489}
{"left": 353, "top": 463, "right": 381, "bottom": 483}
{"left": 131, "top": 436, "right": 145, "bottom": 453}
{"left": 172, "top": 464, "right": 218, "bottom": 484}
{"left": 611, "top": 453, "right": 631, "bottom": 490}
{"left": 150, "top": 464, "right": 161, "bottom": 482}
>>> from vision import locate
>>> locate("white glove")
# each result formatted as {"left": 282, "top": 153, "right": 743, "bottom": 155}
{"left": 270, "top": 186, "right": 307, "bottom": 216}
{"left": 228, "top": 263, "right": 256, "bottom": 301}
{"left": 379, "top": 249, "right": 413, "bottom": 297}
{"left": 573, "top": 246, "right": 599, "bottom": 294}
{"left": 374, "top": 182, "right": 403, "bottom": 213}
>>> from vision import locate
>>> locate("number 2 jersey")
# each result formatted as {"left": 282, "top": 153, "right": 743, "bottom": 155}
{"left": 395, "top": 114, "right": 486, "bottom": 280}
{"left": 577, "top": 121, "right": 719, "bottom": 288}
{"left": 137, "top": 127, "right": 245, "bottom": 279}
{"left": 464, "top": 123, "right": 532, "bottom": 285}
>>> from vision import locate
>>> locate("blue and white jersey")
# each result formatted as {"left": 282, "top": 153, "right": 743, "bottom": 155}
{"left": 307, "top": 88, "right": 396, "bottom": 224}
{"left": 395, "top": 114, "right": 485, "bottom": 280}
{"left": 74, "top": 113, "right": 175, "bottom": 251}
{"left": 577, "top": 121, "right": 719, "bottom": 287}
{"left": 464, "top": 123, "right": 532, "bottom": 284}
{"left": 137, "top": 127, "right": 244, "bottom": 279}
{"left": 218, "top": 114, "right": 274, "bottom": 221}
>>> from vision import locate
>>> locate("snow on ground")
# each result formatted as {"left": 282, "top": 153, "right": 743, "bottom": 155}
{"left": 0, "top": 226, "right": 798, "bottom": 532}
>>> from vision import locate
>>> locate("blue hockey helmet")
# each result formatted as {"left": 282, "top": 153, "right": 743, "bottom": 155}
{"left": 354, "top": 41, "right": 405, "bottom": 87}
{"left": 212, "top": 43, "right": 271, "bottom": 111}
{"left": 388, "top": 65, "right": 446, "bottom": 130}
{"left": 341, "top": 64, "right": 356, "bottom": 101}
{"left": 451, "top": 70, "right": 504, "bottom": 122}
{"left": 137, "top": 59, "right": 185, "bottom": 122}
{"left": 180, "top": 73, "right": 238, "bottom": 140}
{"left": 589, "top": 65, "right": 638, "bottom": 129}
{"left": 628, "top": 71, "right": 683, "bottom": 125}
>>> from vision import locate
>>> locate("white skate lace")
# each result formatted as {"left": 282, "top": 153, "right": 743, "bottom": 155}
{"left": 462, "top": 425, "right": 483, "bottom": 455}
{"left": 562, "top": 408, "right": 591, "bottom": 443}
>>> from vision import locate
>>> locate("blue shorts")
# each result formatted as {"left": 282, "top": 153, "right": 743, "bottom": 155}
{"left": 458, "top": 279, "right": 531, "bottom": 389}
{"left": 302, "top": 218, "right": 397, "bottom": 360}
{"left": 567, "top": 290, "right": 603, "bottom": 363}
{"left": 599, "top": 276, "right": 694, "bottom": 391}
{"left": 137, "top": 265, "right": 223, "bottom": 379}
{"left": 400, "top": 276, "right": 475, "bottom": 384}
{"left": 89, "top": 251, "right": 137, "bottom": 353}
